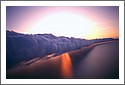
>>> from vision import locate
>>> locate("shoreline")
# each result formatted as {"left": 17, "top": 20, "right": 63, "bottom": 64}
{"left": 69, "top": 40, "right": 119, "bottom": 61}
{"left": 8, "top": 40, "right": 119, "bottom": 70}
{"left": 6, "top": 40, "right": 119, "bottom": 79}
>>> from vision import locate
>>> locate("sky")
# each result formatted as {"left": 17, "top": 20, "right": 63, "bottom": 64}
{"left": 6, "top": 6, "right": 119, "bottom": 39}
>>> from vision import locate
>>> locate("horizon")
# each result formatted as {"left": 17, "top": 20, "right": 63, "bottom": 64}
{"left": 6, "top": 29, "right": 119, "bottom": 40}
{"left": 6, "top": 6, "right": 119, "bottom": 39}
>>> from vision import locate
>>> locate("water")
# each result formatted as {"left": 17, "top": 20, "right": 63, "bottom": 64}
{"left": 7, "top": 41, "right": 119, "bottom": 79}
{"left": 74, "top": 42, "right": 119, "bottom": 79}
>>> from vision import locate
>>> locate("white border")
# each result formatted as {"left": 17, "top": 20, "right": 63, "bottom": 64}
{"left": 1, "top": 1, "right": 124, "bottom": 84}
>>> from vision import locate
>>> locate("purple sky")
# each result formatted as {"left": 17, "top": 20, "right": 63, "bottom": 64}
{"left": 6, "top": 6, "right": 119, "bottom": 39}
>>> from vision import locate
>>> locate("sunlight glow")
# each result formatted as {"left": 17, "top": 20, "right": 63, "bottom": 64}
{"left": 28, "top": 12, "right": 95, "bottom": 38}
{"left": 60, "top": 53, "right": 73, "bottom": 78}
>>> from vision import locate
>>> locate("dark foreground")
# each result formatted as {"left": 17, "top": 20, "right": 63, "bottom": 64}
{"left": 7, "top": 40, "right": 119, "bottom": 79}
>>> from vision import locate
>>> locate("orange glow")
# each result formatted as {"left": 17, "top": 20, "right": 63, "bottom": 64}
{"left": 60, "top": 53, "right": 73, "bottom": 78}
{"left": 84, "top": 26, "right": 119, "bottom": 39}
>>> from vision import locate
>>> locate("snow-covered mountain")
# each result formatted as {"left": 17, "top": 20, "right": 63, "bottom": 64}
{"left": 6, "top": 30, "right": 115, "bottom": 69}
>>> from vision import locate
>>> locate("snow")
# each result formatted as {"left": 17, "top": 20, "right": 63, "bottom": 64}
{"left": 6, "top": 30, "right": 116, "bottom": 69}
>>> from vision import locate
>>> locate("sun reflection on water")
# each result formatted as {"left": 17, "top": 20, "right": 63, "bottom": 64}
{"left": 60, "top": 53, "right": 73, "bottom": 79}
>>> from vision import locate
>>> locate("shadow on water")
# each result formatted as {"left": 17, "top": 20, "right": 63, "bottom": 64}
{"left": 72, "top": 41, "right": 119, "bottom": 79}
{"left": 69, "top": 45, "right": 96, "bottom": 68}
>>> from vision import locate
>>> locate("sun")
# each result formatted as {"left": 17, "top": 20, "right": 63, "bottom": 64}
{"left": 28, "top": 12, "right": 95, "bottom": 38}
